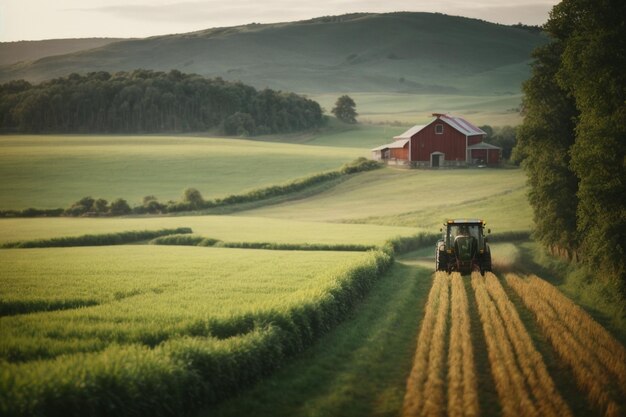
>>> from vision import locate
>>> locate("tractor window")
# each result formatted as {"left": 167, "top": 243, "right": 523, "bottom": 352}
{"left": 448, "top": 224, "right": 481, "bottom": 246}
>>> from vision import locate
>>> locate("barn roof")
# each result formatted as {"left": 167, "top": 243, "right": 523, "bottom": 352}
{"left": 371, "top": 138, "right": 409, "bottom": 151}
{"left": 394, "top": 114, "right": 486, "bottom": 139}
{"left": 467, "top": 142, "right": 501, "bottom": 150}
{"left": 393, "top": 125, "right": 427, "bottom": 140}
{"left": 437, "top": 114, "right": 486, "bottom": 136}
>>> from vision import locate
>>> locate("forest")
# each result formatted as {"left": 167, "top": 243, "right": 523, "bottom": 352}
{"left": 514, "top": 0, "right": 625, "bottom": 297}
{"left": 0, "top": 69, "right": 324, "bottom": 135}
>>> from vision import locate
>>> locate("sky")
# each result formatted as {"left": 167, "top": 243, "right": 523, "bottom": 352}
{"left": 1, "top": 0, "right": 560, "bottom": 42}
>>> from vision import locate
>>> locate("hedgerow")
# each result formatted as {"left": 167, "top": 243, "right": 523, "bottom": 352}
{"left": 1, "top": 228, "right": 192, "bottom": 249}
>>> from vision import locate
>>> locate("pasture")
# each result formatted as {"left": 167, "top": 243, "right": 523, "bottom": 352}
{"left": 242, "top": 167, "right": 531, "bottom": 232}
{"left": 0, "top": 135, "right": 364, "bottom": 210}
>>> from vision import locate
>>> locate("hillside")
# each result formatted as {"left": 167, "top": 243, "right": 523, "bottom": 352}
{"left": 0, "top": 38, "right": 124, "bottom": 66}
{"left": 0, "top": 13, "right": 546, "bottom": 95}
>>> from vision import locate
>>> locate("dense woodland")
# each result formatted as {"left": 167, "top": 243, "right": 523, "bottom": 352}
{"left": 0, "top": 70, "right": 324, "bottom": 135}
{"left": 514, "top": 0, "right": 625, "bottom": 296}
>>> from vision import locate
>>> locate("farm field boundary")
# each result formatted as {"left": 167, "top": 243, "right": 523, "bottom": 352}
{"left": 1, "top": 228, "right": 192, "bottom": 249}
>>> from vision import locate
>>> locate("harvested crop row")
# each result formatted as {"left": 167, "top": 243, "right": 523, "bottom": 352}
{"left": 482, "top": 273, "right": 571, "bottom": 417}
{"left": 403, "top": 272, "right": 479, "bottom": 417}
{"left": 472, "top": 272, "right": 569, "bottom": 417}
{"left": 403, "top": 271, "right": 449, "bottom": 417}
{"left": 506, "top": 273, "right": 625, "bottom": 417}
{"left": 447, "top": 273, "right": 479, "bottom": 417}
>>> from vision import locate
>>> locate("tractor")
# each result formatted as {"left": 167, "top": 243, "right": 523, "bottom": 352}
{"left": 435, "top": 219, "right": 492, "bottom": 275}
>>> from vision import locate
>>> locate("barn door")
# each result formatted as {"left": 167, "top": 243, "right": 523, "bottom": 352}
{"left": 431, "top": 152, "right": 445, "bottom": 168}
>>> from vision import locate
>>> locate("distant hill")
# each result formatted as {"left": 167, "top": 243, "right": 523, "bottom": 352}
{"left": 0, "top": 13, "right": 546, "bottom": 95}
{"left": 0, "top": 38, "right": 125, "bottom": 66}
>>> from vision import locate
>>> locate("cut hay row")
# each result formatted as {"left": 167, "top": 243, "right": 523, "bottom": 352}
{"left": 447, "top": 273, "right": 479, "bottom": 417}
{"left": 472, "top": 272, "right": 558, "bottom": 417}
{"left": 482, "top": 273, "right": 571, "bottom": 417}
{"left": 403, "top": 271, "right": 449, "bottom": 417}
{"left": 403, "top": 272, "right": 479, "bottom": 417}
{"left": 506, "top": 273, "right": 625, "bottom": 417}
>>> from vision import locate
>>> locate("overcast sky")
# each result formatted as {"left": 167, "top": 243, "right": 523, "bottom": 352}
{"left": 1, "top": 0, "right": 560, "bottom": 42}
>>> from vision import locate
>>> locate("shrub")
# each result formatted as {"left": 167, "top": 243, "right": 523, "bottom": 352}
{"left": 109, "top": 198, "right": 131, "bottom": 215}
{"left": 182, "top": 188, "right": 204, "bottom": 210}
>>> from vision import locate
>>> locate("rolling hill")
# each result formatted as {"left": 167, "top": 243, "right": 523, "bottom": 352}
{"left": 0, "top": 38, "right": 124, "bottom": 67}
{"left": 0, "top": 13, "right": 546, "bottom": 96}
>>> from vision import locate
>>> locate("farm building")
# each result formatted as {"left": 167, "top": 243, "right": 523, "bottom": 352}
{"left": 371, "top": 113, "right": 501, "bottom": 167}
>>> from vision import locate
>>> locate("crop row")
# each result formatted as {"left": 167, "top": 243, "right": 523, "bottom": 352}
{"left": 0, "top": 247, "right": 392, "bottom": 416}
{"left": 506, "top": 273, "right": 626, "bottom": 417}
{"left": 403, "top": 272, "right": 479, "bottom": 417}
{"left": 472, "top": 272, "right": 570, "bottom": 417}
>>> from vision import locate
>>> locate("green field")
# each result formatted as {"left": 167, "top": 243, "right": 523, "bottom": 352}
{"left": 0, "top": 215, "right": 417, "bottom": 246}
{"left": 0, "top": 135, "right": 365, "bottom": 210}
{"left": 242, "top": 167, "right": 531, "bottom": 232}
{"left": 0, "top": 246, "right": 369, "bottom": 357}
{"left": 311, "top": 93, "right": 524, "bottom": 127}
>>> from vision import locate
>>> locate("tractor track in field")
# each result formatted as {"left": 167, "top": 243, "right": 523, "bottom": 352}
{"left": 402, "top": 271, "right": 626, "bottom": 417}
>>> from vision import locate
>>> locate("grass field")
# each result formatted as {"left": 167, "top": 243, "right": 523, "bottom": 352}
{"left": 241, "top": 166, "right": 531, "bottom": 232}
{"left": 0, "top": 215, "right": 417, "bottom": 246}
{"left": 0, "top": 135, "right": 364, "bottom": 210}
{"left": 311, "top": 93, "right": 524, "bottom": 127}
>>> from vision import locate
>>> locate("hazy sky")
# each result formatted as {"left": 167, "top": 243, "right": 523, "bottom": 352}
{"left": 1, "top": 0, "right": 560, "bottom": 42}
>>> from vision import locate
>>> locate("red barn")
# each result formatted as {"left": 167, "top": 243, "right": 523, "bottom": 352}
{"left": 371, "top": 113, "right": 501, "bottom": 167}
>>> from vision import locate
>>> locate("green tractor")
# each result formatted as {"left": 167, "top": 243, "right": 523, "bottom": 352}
{"left": 435, "top": 219, "right": 492, "bottom": 275}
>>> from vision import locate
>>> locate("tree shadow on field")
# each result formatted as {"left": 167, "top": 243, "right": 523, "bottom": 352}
{"left": 200, "top": 262, "right": 433, "bottom": 417}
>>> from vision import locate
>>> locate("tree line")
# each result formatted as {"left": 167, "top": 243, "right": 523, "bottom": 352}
{"left": 0, "top": 69, "right": 323, "bottom": 135}
{"left": 514, "top": 0, "right": 625, "bottom": 296}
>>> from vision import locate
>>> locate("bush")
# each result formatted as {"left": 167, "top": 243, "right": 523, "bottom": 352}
{"left": 182, "top": 188, "right": 204, "bottom": 210}
{"left": 109, "top": 198, "right": 131, "bottom": 216}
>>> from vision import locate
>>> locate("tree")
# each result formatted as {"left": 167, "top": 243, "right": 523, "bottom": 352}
{"left": 514, "top": 40, "right": 579, "bottom": 259}
{"left": 332, "top": 95, "right": 357, "bottom": 124}
{"left": 109, "top": 198, "right": 131, "bottom": 215}
{"left": 182, "top": 188, "right": 204, "bottom": 209}
{"left": 547, "top": 0, "right": 626, "bottom": 289}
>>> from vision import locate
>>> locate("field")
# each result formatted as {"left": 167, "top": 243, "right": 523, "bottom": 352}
{"left": 1, "top": 128, "right": 624, "bottom": 417}
{"left": 0, "top": 135, "right": 364, "bottom": 210}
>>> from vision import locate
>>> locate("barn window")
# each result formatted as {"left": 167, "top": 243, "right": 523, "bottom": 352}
{"left": 435, "top": 124, "right": 444, "bottom": 134}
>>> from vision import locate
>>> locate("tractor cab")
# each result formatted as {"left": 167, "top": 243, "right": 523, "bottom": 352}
{"left": 436, "top": 219, "right": 492, "bottom": 275}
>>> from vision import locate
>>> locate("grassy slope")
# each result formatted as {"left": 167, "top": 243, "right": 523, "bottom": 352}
{"left": 0, "top": 135, "right": 364, "bottom": 210}
{"left": 0, "top": 38, "right": 125, "bottom": 66}
{"left": 0, "top": 13, "right": 545, "bottom": 97}
{"left": 0, "top": 215, "right": 417, "bottom": 246}
{"left": 241, "top": 166, "right": 531, "bottom": 232}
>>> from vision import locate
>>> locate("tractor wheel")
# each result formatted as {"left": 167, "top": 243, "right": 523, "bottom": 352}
{"left": 480, "top": 250, "right": 492, "bottom": 275}
{"left": 435, "top": 249, "right": 447, "bottom": 272}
